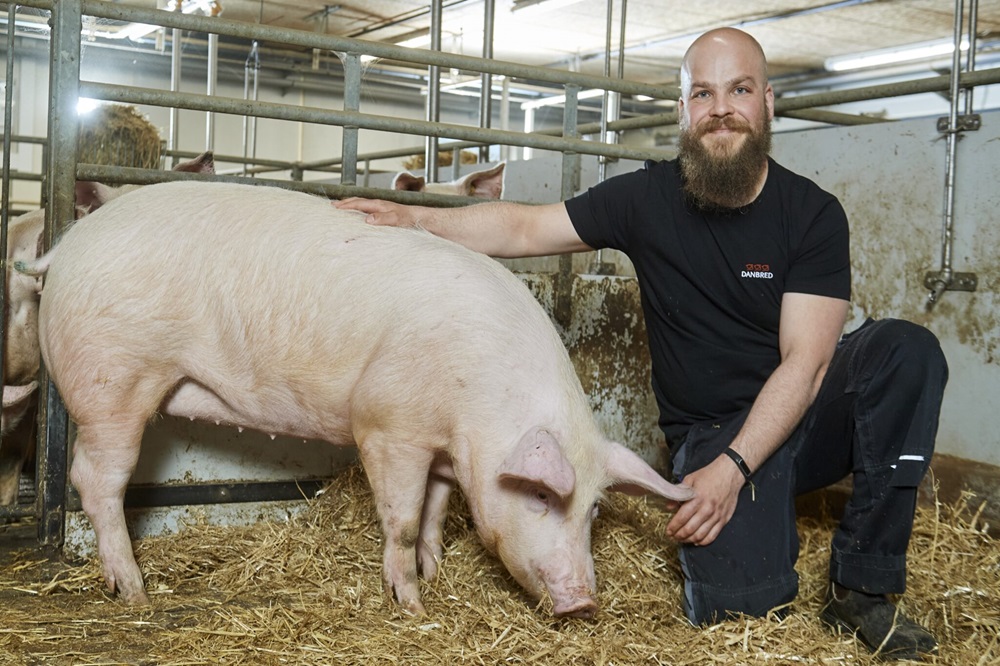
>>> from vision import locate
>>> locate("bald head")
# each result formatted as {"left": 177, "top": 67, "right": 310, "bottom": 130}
{"left": 680, "top": 28, "right": 768, "bottom": 96}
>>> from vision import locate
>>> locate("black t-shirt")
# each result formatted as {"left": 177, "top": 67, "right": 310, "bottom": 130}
{"left": 565, "top": 157, "right": 851, "bottom": 443}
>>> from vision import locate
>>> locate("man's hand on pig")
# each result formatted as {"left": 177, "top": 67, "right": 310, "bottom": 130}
{"left": 664, "top": 454, "right": 745, "bottom": 546}
{"left": 335, "top": 197, "right": 426, "bottom": 228}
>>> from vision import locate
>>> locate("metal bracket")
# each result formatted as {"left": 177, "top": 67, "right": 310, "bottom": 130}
{"left": 937, "top": 113, "right": 981, "bottom": 133}
{"left": 924, "top": 271, "right": 978, "bottom": 292}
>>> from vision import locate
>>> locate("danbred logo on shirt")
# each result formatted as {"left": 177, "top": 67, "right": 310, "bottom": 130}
{"left": 742, "top": 263, "right": 773, "bottom": 279}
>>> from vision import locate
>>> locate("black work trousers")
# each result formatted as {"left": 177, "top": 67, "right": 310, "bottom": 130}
{"left": 669, "top": 318, "right": 949, "bottom": 625}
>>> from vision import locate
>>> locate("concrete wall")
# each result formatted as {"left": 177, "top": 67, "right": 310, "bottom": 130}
{"left": 771, "top": 112, "right": 999, "bottom": 468}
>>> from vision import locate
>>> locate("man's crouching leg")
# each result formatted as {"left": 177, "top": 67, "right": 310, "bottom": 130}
{"left": 674, "top": 427, "right": 800, "bottom": 625}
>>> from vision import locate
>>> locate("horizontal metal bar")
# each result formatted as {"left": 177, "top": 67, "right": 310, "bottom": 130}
{"left": 81, "top": 0, "right": 672, "bottom": 99}
{"left": 74, "top": 163, "right": 501, "bottom": 207}
{"left": 0, "top": 504, "right": 37, "bottom": 520}
{"left": 778, "top": 108, "right": 887, "bottom": 125}
{"left": 65, "top": 479, "right": 331, "bottom": 511}
{"left": 775, "top": 67, "right": 1000, "bottom": 113}
{"left": 81, "top": 81, "right": 672, "bottom": 162}
{"left": 0, "top": 133, "right": 48, "bottom": 146}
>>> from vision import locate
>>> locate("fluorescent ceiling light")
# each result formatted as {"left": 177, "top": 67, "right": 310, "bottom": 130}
{"left": 825, "top": 38, "right": 970, "bottom": 72}
{"left": 521, "top": 88, "right": 604, "bottom": 110}
{"left": 511, "top": 0, "right": 586, "bottom": 16}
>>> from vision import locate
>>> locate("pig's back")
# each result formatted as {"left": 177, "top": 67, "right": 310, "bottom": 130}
{"left": 40, "top": 181, "right": 574, "bottom": 424}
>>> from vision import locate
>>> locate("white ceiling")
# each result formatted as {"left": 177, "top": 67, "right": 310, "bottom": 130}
{"left": 198, "top": 0, "right": 1000, "bottom": 88}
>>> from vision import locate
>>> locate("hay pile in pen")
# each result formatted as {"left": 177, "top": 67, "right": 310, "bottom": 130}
{"left": 77, "top": 103, "right": 162, "bottom": 169}
{"left": 0, "top": 464, "right": 997, "bottom": 665}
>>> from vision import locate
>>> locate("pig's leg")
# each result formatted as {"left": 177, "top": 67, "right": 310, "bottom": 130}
{"left": 70, "top": 420, "right": 148, "bottom": 604}
{"left": 358, "top": 439, "right": 434, "bottom": 615}
{"left": 417, "top": 473, "right": 453, "bottom": 582}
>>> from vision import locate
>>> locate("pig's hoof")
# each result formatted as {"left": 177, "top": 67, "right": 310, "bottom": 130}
{"left": 113, "top": 580, "right": 151, "bottom": 606}
{"left": 399, "top": 597, "right": 427, "bottom": 616}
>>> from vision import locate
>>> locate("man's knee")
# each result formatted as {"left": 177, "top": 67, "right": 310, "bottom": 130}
{"left": 864, "top": 319, "right": 948, "bottom": 385}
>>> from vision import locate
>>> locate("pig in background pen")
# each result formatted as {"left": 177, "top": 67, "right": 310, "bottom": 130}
{"left": 393, "top": 162, "right": 506, "bottom": 199}
{"left": 0, "top": 153, "right": 216, "bottom": 507}
{"left": 19, "top": 180, "right": 692, "bottom": 617}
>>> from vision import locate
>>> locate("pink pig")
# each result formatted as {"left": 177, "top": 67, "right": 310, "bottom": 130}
{"left": 0, "top": 153, "right": 216, "bottom": 506}
{"left": 393, "top": 162, "right": 505, "bottom": 199}
{"left": 27, "top": 180, "right": 691, "bottom": 617}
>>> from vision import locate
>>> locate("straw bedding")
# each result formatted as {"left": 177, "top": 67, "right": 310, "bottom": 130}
{"left": 0, "top": 464, "right": 996, "bottom": 665}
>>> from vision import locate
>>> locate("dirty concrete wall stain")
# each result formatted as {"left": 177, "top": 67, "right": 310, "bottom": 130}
{"left": 517, "top": 272, "right": 666, "bottom": 470}
{"left": 775, "top": 120, "right": 998, "bottom": 367}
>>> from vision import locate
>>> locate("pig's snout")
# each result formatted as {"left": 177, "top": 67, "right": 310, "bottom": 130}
{"left": 553, "top": 597, "right": 598, "bottom": 619}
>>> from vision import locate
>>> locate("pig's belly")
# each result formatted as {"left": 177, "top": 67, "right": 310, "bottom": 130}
{"left": 160, "top": 379, "right": 354, "bottom": 445}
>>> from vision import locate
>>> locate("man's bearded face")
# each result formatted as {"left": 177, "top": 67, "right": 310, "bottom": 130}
{"left": 678, "top": 102, "right": 772, "bottom": 213}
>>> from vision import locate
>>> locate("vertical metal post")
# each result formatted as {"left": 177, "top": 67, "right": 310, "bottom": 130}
{"left": 554, "top": 85, "right": 581, "bottom": 330}
{"left": 499, "top": 76, "right": 510, "bottom": 162}
{"left": 963, "top": 0, "right": 979, "bottom": 114}
{"left": 242, "top": 41, "right": 260, "bottom": 176}
{"left": 340, "top": 52, "right": 361, "bottom": 186}
{"left": 39, "top": 0, "right": 83, "bottom": 549}
{"left": 205, "top": 32, "right": 218, "bottom": 151}
{"left": 424, "top": 0, "right": 442, "bottom": 183}
{"left": 0, "top": 4, "right": 17, "bottom": 412}
{"left": 168, "top": 27, "right": 181, "bottom": 166}
{"left": 478, "top": 0, "right": 495, "bottom": 162}
{"left": 593, "top": 0, "right": 625, "bottom": 275}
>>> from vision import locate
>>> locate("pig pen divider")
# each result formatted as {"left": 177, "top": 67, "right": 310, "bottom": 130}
{"left": 4, "top": 0, "right": 999, "bottom": 558}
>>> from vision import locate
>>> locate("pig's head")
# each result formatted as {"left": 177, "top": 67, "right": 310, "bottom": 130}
{"left": 475, "top": 427, "right": 693, "bottom": 618}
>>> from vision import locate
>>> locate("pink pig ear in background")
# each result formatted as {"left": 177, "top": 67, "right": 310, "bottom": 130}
{"left": 392, "top": 172, "right": 426, "bottom": 192}
{"left": 604, "top": 440, "right": 694, "bottom": 502}
{"left": 497, "top": 428, "right": 576, "bottom": 500}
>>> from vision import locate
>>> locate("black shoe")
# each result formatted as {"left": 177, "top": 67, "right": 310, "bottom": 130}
{"left": 820, "top": 582, "right": 937, "bottom": 661}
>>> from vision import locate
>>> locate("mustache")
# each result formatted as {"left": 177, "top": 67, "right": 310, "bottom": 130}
{"left": 696, "top": 117, "right": 752, "bottom": 136}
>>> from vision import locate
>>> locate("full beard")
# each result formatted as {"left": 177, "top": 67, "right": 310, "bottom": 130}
{"left": 678, "top": 114, "right": 772, "bottom": 214}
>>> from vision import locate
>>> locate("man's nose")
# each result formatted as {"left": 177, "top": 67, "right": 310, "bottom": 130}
{"left": 710, "top": 95, "right": 734, "bottom": 117}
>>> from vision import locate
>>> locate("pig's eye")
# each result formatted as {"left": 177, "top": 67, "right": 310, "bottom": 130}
{"left": 527, "top": 487, "right": 551, "bottom": 513}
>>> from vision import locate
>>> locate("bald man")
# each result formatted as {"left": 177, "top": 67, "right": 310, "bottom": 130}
{"left": 337, "top": 28, "right": 946, "bottom": 661}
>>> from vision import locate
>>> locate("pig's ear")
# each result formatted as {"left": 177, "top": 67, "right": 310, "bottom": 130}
{"left": 604, "top": 440, "right": 694, "bottom": 502}
{"left": 393, "top": 172, "right": 425, "bottom": 192}
{"left": 464, "top": 162, "right": 505, "bottom": 199}
{"left": 74, "top": 181, "right": 117, "bottom": 214}
{"left": 497, "top": 428, "right": 576, "bottom": 500}
{"left": 172, "top": 151, "right": 215, "bottom": 174}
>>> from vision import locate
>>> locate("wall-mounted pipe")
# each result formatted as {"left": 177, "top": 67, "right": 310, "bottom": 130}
{"left": 927, "top": 0, "right": 980, "bottom": 308}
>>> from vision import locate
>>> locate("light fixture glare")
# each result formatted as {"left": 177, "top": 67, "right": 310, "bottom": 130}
{"left": 825, "top": 39, "right": 970, "bottom": 72}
